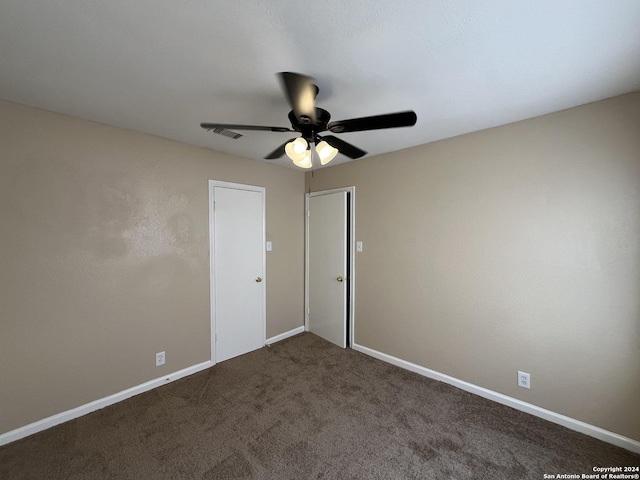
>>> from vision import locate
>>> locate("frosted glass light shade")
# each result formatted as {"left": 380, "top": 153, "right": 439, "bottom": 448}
{"left": 286, "top": 137, "right": 339, "bottom": 168}
{"left": 285, "top": 137, "right": 308, "bottom": 163}
{"left": 316, "top": 141, "right": 339, "bottom": 165}
{"left": 292, "top": 148, "right": 312, "bottom": 169}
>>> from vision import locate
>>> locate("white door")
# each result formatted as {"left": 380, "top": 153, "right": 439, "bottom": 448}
{"left": 308, "top": 191, "right": 347, "bottom": 348}
{"left": 212, "top": 183, "right": 265, "bottom": 363}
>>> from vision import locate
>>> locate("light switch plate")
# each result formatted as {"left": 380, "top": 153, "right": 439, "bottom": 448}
{"left": 266, "top": 241, "right": 272, "bottom": 252}
{"left": 356, "top": 241, "right": 363, "bottom": 252}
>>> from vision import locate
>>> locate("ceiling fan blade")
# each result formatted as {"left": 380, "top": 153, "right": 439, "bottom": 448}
{"left": 201, "top": 123, "right": 293, "bottom": 133}
{"left": 321, "top": 135, "right": 367, "bottom": 159}
{"left": 264, "top": 139, "right": 294, "bottom": 160}
{"left": 328, "top": 111, "right": 417, "bottom": 133}
{"left": 278, "top": 72, "right": 317, "bottom": 124}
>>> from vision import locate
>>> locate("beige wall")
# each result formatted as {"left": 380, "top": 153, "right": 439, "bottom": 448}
{"left": 3, "top": 93, "right": 638, "bottom": 443}
{"left": 0, "top": 100, "right": 305, "bottom": 434}
{"left": 307, "top": 92, "right": 640, "bottom": 441}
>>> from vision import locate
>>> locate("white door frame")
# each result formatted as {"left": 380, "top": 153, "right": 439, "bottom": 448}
{"left": 305, "top": 186, "right": 356, "bottom": 347}
{"left": 209, "top": 180, "right": 266, "bottom": 364}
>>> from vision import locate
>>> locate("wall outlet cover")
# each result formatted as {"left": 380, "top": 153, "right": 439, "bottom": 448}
{"left": 518, "top": 371, "right": 530, "bottom": 389}
{"left": 156, "top": 351, "right": 166, "bottom": 367}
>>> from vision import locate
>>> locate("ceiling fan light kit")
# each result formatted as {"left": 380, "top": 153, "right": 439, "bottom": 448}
{"left": 285, "top": 137, "right": 308, "bottom": 160}
{"left": 284, "top": 138, "right": 338, "bottom": 168}
{"left": 286, "top": 138, "right": 313, "bottom": 169}
{"left": 316, "top": 140, "right": 339, "bottom": 165}
{"left": 295, "top": 152, "right": 312, "bottom": 169}
{"left": 201, "top": 72, "right": 417, "bottom": 169}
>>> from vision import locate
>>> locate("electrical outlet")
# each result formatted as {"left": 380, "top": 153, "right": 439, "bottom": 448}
{"left": 156, "top": 351, "right": 165, "bottom": 367}
{"left": 518, "top": 371, "right": 530, "bottom": 389}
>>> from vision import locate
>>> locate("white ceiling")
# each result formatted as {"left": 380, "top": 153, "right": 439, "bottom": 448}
{"left": 1, "top": 1, "right": 639, "bottom": 169}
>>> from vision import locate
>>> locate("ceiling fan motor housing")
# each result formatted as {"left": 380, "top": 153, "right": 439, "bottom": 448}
{"left": 288, "top": 108, "right": 331, "bottom": 142}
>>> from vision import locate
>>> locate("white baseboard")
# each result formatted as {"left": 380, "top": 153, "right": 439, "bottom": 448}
{"left": 1, "top": 328, "right": 304, "bottom": 447}
{"left": 265, "top": 325, "right": 304, "bottom": 345}
{"left": 352, "top": 343, "right": 640, "bottom": 454}
{"left": 4, "top": 341, "right": 638, "bottom": 454}
{"left": 0, "top": 360, "right": 213, "bottom": 447}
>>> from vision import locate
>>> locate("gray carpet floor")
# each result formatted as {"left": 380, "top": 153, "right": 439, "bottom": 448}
{"left": 1, "top": 333, "right": 638, "bottom": 479}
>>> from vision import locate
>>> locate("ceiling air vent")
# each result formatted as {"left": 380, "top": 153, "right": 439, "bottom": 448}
{"left": 210, "top": 127, "right": 243, "bottom": 140}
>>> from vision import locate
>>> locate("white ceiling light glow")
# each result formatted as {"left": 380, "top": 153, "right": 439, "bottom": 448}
{"left": 285, "top": 138, "right": 338, "bottom": 168}
{"left": 316, "top": 141, "right": 339, "bottom": 165}
{"left": 285, "top": 138, "right": 312, "bottom": 168}
{"left": 284, "top": 137, "right": 307, "bottom": 160}
{"left": 294, "top": 149, "right": 312, "bottom": 169}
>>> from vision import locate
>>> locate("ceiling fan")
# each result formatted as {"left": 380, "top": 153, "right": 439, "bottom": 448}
{"left": 201, "top": 72, "right": 417, "bottom": 168}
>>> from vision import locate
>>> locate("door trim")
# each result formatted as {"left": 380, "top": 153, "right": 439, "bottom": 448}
{"left": 305, "top": 186, "right": 356, "bottom": 347}
{"left": 209, "top": 180, "right": 266, "bottom": 365}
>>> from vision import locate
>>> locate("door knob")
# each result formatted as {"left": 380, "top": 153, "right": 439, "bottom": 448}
{"left": 255, "top": 276, "right": 263, "bottom": 283}
{"left": 336, "top": 276, "right": 344, "bottom": 282}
